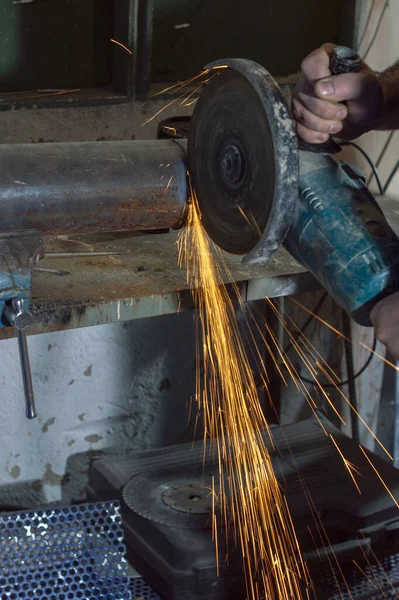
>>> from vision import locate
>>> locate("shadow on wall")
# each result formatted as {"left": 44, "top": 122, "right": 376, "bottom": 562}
{"left": 0, "top": 310, "right": 201, "bottom": 507}
{"left": 0, "top": 479, "right": 46, "bottom": 511}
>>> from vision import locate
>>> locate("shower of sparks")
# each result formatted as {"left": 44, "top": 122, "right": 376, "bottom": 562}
{"left": 143, "top": 70, "right": 218, "bottom": 126}
{"left": 150, "top": 70, "right": 209, "bottom": 98}
{"left": 205, "top": 223, "right": 399, "bottom": 514}
{"left": 178, "top": 194, "right": 310, "bottom": 600}
{"left": 110, "top": 38, "right": 133, "bottom": 54}
{"left": 140, "top": 63, "right": 399, "bottom": 593}
{"left": 200, "top": 238, "right": 399, "bottom": 591}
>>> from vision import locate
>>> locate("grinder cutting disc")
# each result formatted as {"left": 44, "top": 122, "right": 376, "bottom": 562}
{"left": 188, "top": 59, "right": 298, "bottom": 264}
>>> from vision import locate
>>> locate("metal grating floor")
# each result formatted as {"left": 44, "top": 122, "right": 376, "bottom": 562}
{"left": 0, "top": 501, "right": 131, "bottom": 600}
{"left": 317, "top": 550, "right": 399, "bottom": 599}
{"left": 129, "top": 578, "right": 161, "bottom": 600}
{"left": 1, "top": 498, "right": 397, "bottom": 599}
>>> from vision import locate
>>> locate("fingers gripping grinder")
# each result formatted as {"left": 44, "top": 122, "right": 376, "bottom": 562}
{"left": 189, "top": 48, "right": 399, "bottom": 326}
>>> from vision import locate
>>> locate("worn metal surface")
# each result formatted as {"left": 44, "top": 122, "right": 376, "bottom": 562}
{"left": 0, "top": 196, "right": 396, "bottom": 340}
{"left": 0, "top": 228, "right": 310, "bottom": 339}
{"left": 0, "top": 139, "right": 187, "bottom": 234}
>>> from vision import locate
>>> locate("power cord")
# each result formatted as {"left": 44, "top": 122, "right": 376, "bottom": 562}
{"left": 356, "top": 0, "right": 377, "bottom": 51}
{"left": 362, "top": 0, "right": 389, "bottom": 62}
{"left": 296, "top": 335, "right": 376, "bottom": 389}
{"left": 283, "top": 293, "right": 328, "bottom": 355}
{"left": 341, "top": 141, "right": 384, "bottom": 195}
{"left": 366, "top": 131, "right": 395, "bottom": 189}
{"left": 282, "top": 291, "right": 376, "bottom": 389}
{"left": 383, "top": 157, "right": 399, "bottom": 195}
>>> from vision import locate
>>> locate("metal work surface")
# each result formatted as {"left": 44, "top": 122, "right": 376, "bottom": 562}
{"left": 0, "top": 197, "right": 396, "bottom": 340}
{"left": 0, "top": 230, "right": 313, "bottom": 340}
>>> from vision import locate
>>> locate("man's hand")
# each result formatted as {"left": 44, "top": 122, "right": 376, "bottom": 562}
{"left": 293, "top": 43, "right": 385, "bottom": 143}
{"left": 370, "top": 292, "right": 399, "bottom": 362}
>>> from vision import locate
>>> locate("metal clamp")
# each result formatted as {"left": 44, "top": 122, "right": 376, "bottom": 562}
{"left": 0, "top": 230, "right": 43, "bottom": 419}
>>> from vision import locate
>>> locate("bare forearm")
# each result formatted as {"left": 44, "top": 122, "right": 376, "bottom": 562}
{"left": 376, "top": 60, "right": 399, "bottom": 130}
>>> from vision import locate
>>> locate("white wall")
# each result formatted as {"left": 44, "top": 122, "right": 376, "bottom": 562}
{"left": 343, "top": 0, "right": 399, "bottom": 199}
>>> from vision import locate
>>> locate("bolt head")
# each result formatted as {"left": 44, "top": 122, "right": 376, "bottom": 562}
{"left": 14, "top": 311, "right": 34, "bottom": 331}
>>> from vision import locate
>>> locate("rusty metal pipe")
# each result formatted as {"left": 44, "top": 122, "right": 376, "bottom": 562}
{"left": 0, "top": 140, "right": 188, "bottom": 235}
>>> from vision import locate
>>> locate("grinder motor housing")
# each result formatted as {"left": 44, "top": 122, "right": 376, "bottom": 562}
{"left": 188, "top": 53, "right": 399, "bottom": 327}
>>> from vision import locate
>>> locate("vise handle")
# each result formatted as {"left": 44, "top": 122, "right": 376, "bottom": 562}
{"left": 4, "top": 298, "right": 37, "bottom": 419}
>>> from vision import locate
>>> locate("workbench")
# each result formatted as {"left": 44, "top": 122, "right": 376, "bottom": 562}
{"left": 0, "top": 196, "right": 396, "bottom": 340}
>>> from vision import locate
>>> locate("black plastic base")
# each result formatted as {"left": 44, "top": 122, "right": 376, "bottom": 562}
{"left": 88, "top": 416, "right": 399, "bottom": 600}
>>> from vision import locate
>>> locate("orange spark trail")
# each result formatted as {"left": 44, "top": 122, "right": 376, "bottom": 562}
{"left": 178, "top": 194, "right": 310, "bottom": 600}
{"left": 150, "top": 70, "right": 209, "bottom": 98}
{"left": 111, "top": 38, "right": 133, "bottom": 54}
{"left": 330, "top": 435, "right": 362, "bottom": 494}
{"left": 359, "top": 446, "right": 399, "bottom": 508}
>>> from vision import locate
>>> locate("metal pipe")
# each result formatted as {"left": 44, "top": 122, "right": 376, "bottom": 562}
{"left": 0, "top": 140, "right": 188, "bottom": 235}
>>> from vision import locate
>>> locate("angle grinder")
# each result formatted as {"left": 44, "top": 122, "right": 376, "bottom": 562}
{"left": 187, "top": 48, "right": 399, "bottom": 327}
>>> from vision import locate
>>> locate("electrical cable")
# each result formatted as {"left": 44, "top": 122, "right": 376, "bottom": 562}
{"left": 341, "top": 141, "right": 384, "bottom": 195}
{"left": 296, "top": 335, "right": 376, "bottom": 388}
{"left": 383, "top": 157, "right": 399, "bottom": 194}
{"left": 366, "top": 131, "right": 395, "bottom": 189}
{"left": 357, "top": 0, "right": 377, "bottom": 51}
{"left": 282, "top": 287, "right": 376, "bottom": 389}
{"left": 362, "top": 0, "right": 389, "bottom": 62}
{"left": 283, "top": 293, "right": 328, "bottom": 355}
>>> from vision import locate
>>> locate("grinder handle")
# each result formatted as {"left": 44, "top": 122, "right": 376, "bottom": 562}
{"left": 298, "top": 46, "right": 361, "bottom": 155}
